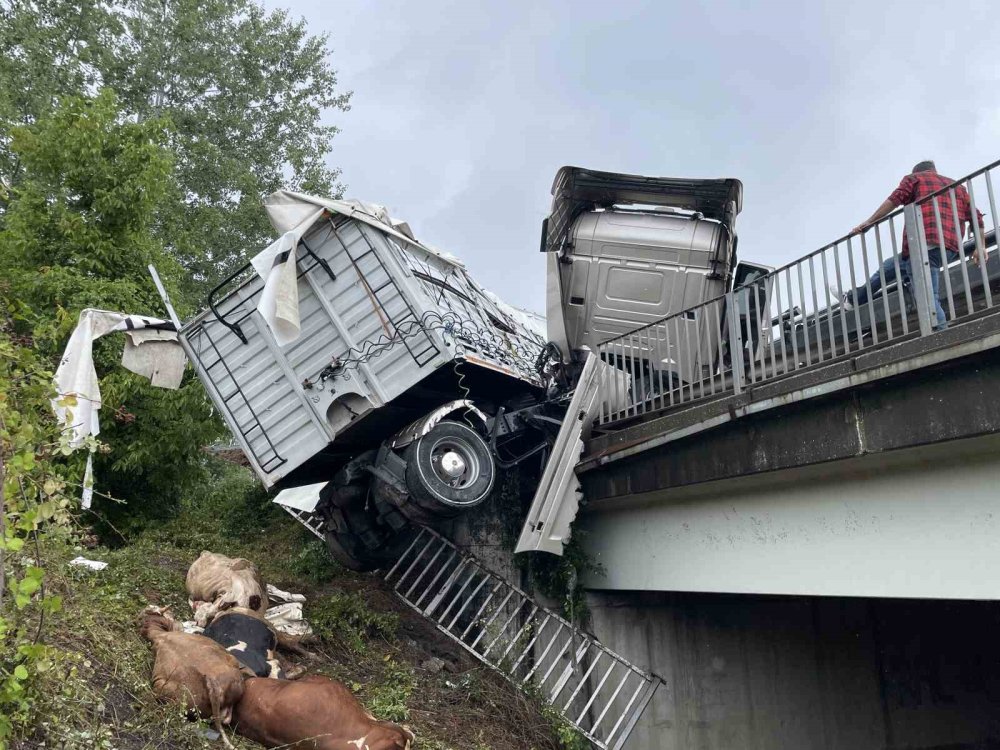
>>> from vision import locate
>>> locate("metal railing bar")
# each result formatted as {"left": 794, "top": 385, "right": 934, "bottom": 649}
{"left": 663, "top": 319, "right": 675, "bottom": 408}
{"left": 590, "top": 671, "right": 633, "bottom": 737}
{"left": 487, "top": 602, "right": 535, "bottom": 660}
{"left": 524, "top": 622, "right": 568, "bottom": 684}
{"left": 575, "top": 661, "right": 618, "bottom": 726}
{"left": 845, "top": 236, "right": 865, "bottom": 345}
{"left": 796, "top": 261, "right": 813, "bottom": 367}
{"left": 436, "top": 565, "right": 480, "bottom": 625}
{"left": 511, "top": 615, "right": 554, "bottom": 674}
{"left": 711, "top": 301, "right": 725, "bottom": 392}
{"left": 469, "top": 589, "right": 518, "bottom": 650}
{"left": 549, "top": 642, "right": 591, "bottom": 704}
{"left": 424, "top": 559, "right": 469, "bottom": 618}
{"left": 655, "top": 325, "right": 667, "bottom": 409}
{"left": 413, "top": 549, "right": 459, "bottom": 609}
{"left": 680, "top": 316, "right": 693, "bottom": 401}
{"left": 832, "top": 240, "right": 853, "bottom": 353}
{"left": 626, "top": 334, "right": 639, "bottom": 418}
{"left": 888, "top": 218, "right": 909, "bottom": 336}
{"left": 446, "top": 573, "right": 492, "bottom": 630}
{"left": 819, "top": 248, "right": 838, "bottom": 357}
{"left": 807, "top": 255, "right": 823, "bottom": 364}
{"left": 872, "top": 226, "right": 895, "bottom": 340}
{"left": 982, "top": 171, "right": 998, "bottom": 309}
{"left": 772, "top": 270, "right": 789, "bottom": 374}
{"left": 967, "top": 178, "right": 991, "bottom": 310}
{"left": 403, "top": 538, "right": 447, "bottom": 599}
{"left": 858, "top": 233, "right": 880, "bottom": 347}
{"left": 641, "top": 326, "right": 653, "bottom": 412}
{"left": 947, "top": 188, "right": 975, "bottom": 316}
{"left": 604, "top": 678, "right": 648, "bottom": 747}
{"left": 539, "top": 635, "right": 578, "bottom": 687}
{"left": 931, "top": 197, "right": 957, "bottom": 322}
{"left": 562, "top": 650, "right": 604, "bottom": 712}
{"left": 459, "top": 580, "right": 505, "bottom": 640}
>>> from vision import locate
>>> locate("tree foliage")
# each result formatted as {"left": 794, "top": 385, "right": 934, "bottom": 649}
{"left": 0, "top": 0, "right": 349, "bottom": 523}
{"left": 0, "top": 0, "right": 350, "bottom": 294}
{"left": 0, "top": 90, "right": 224, "bottom": 528}
{"left": 0, "top": 307, "right": 71, "bottom": 745}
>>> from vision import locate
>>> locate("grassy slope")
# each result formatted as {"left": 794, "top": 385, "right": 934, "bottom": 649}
{"left": 11, "top": 461, "right": 568, "bottom": 750}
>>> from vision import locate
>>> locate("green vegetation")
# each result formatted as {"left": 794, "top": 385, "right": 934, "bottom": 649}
{"left": 0, "top": 454, "right": 567, "bottom": 750}
{"left": 0, "top": 0, "right": 351, "bottom": 299}
{"left": 310, "top": 590, "right": 399, "bottom": 653}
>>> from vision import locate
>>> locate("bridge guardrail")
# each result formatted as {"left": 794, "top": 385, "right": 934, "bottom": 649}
{"left": 596, "top": 159, "right": 1000, "bottom": 425}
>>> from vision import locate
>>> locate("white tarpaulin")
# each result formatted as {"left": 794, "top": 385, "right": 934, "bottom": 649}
{"left": 121, "top": 328, "right": 186, "bottom": 388}
{"left": 250, "top": 231, "right": 305, "bottom": 347}
{"left": 271, "top": 481, "right": 327, "bottom": 513}
{"left": 53, "top": 309, "right": 185, "bottom": 508}
{"left": 251, "top": 190, "right": 449, "bottom": 347}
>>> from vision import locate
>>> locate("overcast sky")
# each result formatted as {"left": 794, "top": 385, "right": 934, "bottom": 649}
{"left": 268, "top": 0, "right": 1000, "bottom": 313}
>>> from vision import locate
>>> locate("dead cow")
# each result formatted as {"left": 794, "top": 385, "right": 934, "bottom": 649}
{"left": 139, "top": 608, "right": 244, "bottom": 748}
{"left": 203, "top": 607, "right": 284, "bottom": 679}
{"left": 186, "top": 551, "right": 268, "bottom": 626}
{"left": 233, "top": 674, "right": 414, "bottom": 750}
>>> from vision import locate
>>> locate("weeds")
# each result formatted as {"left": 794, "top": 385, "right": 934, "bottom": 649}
{"left": 310, "top": 591, "right": 399, "bottom": 653}
{"left": 288, "top": 539, "right": 341, "bottom": 584}
{"left": 366, "top": 657, "right": 415, "bottom": 722}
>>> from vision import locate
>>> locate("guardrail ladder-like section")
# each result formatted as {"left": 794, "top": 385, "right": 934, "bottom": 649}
{"left": 385, "top": 527, "right": 662, "bottom": 750}
{"left": 190, "top": 323, "right": 286, "bottom": 473}
{"left": 278, "top": 505, "right": 325, "bottom": 540}
{"left": 331, "top": 220, "right": 441, "bottom": 367}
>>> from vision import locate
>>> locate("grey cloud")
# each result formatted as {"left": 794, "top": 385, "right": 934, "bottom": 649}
{"left": 273, "top": 0, "right": 1000, "bottom": 312}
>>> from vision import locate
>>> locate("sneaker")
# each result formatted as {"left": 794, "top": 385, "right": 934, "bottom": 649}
{"left": 827, "top": 284, "right": 854, "bottom": 311}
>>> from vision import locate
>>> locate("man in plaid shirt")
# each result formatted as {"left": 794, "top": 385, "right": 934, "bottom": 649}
{"left": 835, "top": 160, "right": 985, "bottom": 330}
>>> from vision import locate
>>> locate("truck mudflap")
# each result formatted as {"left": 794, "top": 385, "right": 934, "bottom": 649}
{"left": 389, "top": 399, "right": 489, "bottom": 449}
{"left": 515, "top": 352, "right": 628, "bottom": 556}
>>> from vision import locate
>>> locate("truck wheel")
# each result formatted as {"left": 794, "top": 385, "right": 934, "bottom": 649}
{"left": 404, "top": 421, "right": 495, "bottom": 517}
{"left": 321, "top": 481, "right": 414, "bottom": 572}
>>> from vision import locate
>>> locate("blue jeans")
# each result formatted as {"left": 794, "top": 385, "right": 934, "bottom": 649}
{"left": 851, "top": 247, "right": 958, "bottom": 330}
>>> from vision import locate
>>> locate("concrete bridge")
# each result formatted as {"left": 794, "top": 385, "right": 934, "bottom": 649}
{"left": 566, "top": 161, "right": 1000, "bottom": 749}
{"left": 576, "top": 312, "right": 1000, "bottom": 750}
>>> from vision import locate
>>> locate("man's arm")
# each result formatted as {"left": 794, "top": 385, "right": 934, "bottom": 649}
{"left": 966, "top": 209, "right": 988, "bottom": 266}
{"left": 852, "top": 198, "right": 897, "bottom": 235}
{"left": 853, "top": 175, "right": 915, "bottom": 234}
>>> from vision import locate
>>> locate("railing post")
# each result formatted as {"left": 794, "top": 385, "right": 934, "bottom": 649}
{"left": 725, "top": 291, "right": 744, "bottom": 394}
{"left": 903, "top": 203, "right": 935, "bottom": 337}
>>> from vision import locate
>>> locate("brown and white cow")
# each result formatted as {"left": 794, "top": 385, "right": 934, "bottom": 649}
{"left": 233, "top": 674, "right": 414, "bottom": 750}
{"left": 186, "top": 551, "right": 268, "bottom": 627}
{"left": 139, "top": 607, "right": 244, "bottom": 749}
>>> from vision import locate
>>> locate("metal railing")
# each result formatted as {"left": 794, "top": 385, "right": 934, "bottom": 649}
{"left": 596, "top": 159, "right": 1000, "bottom": 425}
{"left": 386, "top": 527, "right": 661, "bottom": 750}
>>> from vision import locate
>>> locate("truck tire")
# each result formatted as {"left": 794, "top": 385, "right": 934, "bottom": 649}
{"left": 320, "top": 474, "right": 414, "bottom": 572}
{"left": 403, "top": 421, "right": 495, "bottom": 517}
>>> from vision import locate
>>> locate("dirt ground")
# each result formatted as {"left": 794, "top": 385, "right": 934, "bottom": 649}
{"left": 9, "top": 475, "right": 567, "bottom": 750}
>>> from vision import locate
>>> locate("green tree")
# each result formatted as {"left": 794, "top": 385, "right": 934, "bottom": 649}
{"left": 0, "top": 0, "right": 121, "bottom": 184}
{"left": 107, "top": 0, "right": 351, "bottom": 296}
{"left": 0, "top": 90, "right": 224, "bottom": 529}
{"left": 0, "top": 0, "right": 350, "bottom": 296}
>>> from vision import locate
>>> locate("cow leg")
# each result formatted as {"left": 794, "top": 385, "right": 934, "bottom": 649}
{"left": 205, "top": 675, "right": 237, "bottom": 750}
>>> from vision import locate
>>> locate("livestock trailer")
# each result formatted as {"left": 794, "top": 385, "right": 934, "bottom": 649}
{"left": 173, "top": 192, "right": 553, "bottom": 567}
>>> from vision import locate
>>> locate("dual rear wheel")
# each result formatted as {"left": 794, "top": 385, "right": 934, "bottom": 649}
{"left": 322, "top": 421, "right": 496, "bottom": 571}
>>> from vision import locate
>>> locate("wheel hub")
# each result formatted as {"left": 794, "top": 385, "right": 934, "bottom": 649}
{"left": 429, "top": 438, "right": 481, "bottom": 489}
{"left": 439, "top": 450, "right": 467, "bottom": 479}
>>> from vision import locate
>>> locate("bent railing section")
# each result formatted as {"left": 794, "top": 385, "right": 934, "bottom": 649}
{"left": 596, "top": 159, "right": 1000, "bottom": 425}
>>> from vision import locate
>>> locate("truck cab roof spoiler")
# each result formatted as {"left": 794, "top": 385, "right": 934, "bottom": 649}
{"left": 542, "top": 165, "right": 743, "bottom": 255}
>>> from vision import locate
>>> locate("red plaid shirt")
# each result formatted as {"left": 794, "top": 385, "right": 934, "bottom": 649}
{"left": 890, "top": 171, "right": 983, "bottom": 257}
